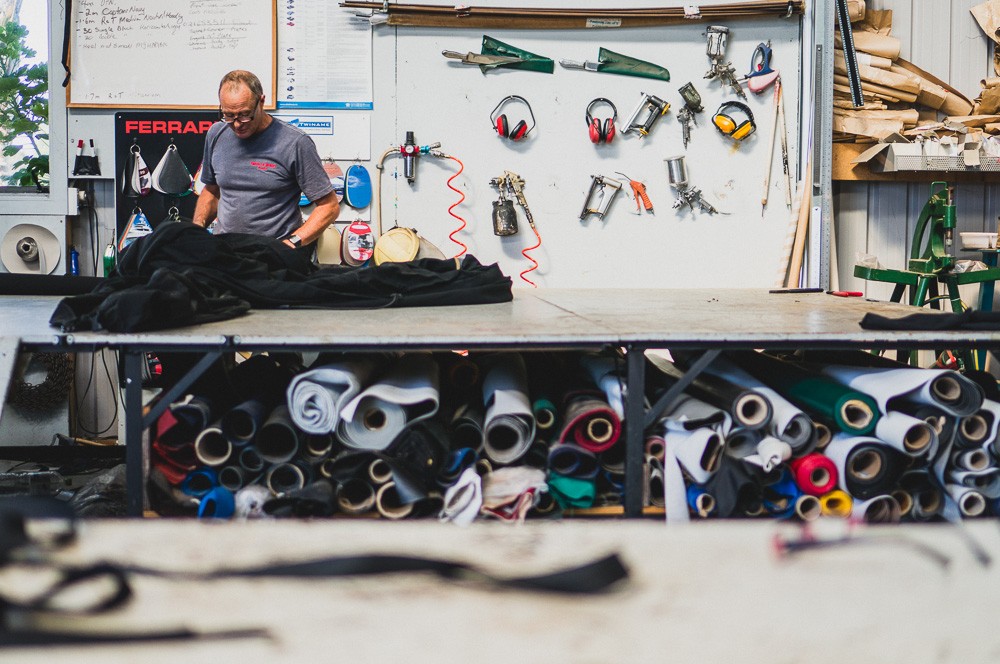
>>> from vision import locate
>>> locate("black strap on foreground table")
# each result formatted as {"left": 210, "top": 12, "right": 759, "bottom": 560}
{"left": 0, "top": 497, "right": 629, "bottom": 649}
{"left": 860, "top": 309, "right": 1000, "bottom": 331}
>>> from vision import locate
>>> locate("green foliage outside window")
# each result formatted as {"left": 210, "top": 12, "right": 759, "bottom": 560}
{"left": 0, "top": 20, "right": 48, "bottom": 191}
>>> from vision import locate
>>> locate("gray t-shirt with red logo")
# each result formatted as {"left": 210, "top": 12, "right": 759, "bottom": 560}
{"left": 200, "top": 118, "right": 334, "bottom": 238}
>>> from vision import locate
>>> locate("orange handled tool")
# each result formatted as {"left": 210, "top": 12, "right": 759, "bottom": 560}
{"left": 617, "top": 172, "right": 653, "bottom": 214}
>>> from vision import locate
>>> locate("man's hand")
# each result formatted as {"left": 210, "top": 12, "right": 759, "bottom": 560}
{"left": 192, "top": 184, "right": 221, "bottom": 228}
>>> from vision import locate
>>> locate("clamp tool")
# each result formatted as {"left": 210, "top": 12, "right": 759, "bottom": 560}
{"left": 580, "top": 175, "right": 623, "bottom": 221}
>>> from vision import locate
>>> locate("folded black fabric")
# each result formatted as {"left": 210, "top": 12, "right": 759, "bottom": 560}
{"left": 49, "top": 222, "right": 513, "bottom": 333}
{"left": 860, "top": 309, "right": 1000, "bottom": 331}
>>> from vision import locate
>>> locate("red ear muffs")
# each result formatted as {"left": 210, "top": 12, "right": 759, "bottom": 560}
{"left": 490, "top": 95, "right": 535, "bottom": 141}
{"left": 585, "top": 97, "right": 618, "bottom": 145}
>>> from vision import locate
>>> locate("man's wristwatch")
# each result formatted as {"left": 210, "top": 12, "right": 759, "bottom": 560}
{"left": 284, "top": 233, "right": 303, "bottom": 248}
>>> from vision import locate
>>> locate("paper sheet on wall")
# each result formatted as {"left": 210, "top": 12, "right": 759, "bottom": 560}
{"left": 277, "top": 1, "right": 374, "bottom": 110}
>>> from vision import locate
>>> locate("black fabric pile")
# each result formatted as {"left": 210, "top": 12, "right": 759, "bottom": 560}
{"left": 49, "top": 222, "right": 513, "bottom": 333}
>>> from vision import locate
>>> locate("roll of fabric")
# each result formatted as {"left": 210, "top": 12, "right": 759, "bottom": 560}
{"left": 762, "top": 469, "right": 801, "bottom": 519}
{"left": 339, "top": 353, "right": 440, "bottom": 451}
{"left": 263, "top": 481, "right": 336, "bottom": 517}
{"left": 750, "top": 436, "right": 793, "bottom": 472}
{"left": 375, "top": 481, "right": 414, "bottom": 520}
{"left": 193, "top": 424, "right": 231, "bottom": 467}
{"left": 598, "top": 434, "right": 626, "bottom": 475}
{"left": 449, "top": 403, "right": 484, "bottom": 450}
{"left": 685, "top": 484, "right": 716, "bottom": 517}
{"left": 674, "top": 352, "right": 814, "bottom": 453}
{"left": 945, "top": 484, "right": 986, "bottom": 517}
{"left": 725, "top": 427, "right": 762, "bottom": 459}
{"left": 238, "top": 446, "right": 265, "bottom": 473}
{"left": 367, "top": 458, "right": 393, "bottom": 485}
{"left": 548, "top": 443, "right": 600, "bottom": 480}
{"left": 821, "top": 364, "right": 983, "bottom": 418}
{"left": 644, "top": 435, "right": 665, "bottom": 461}
{"left": 956, "top": 410, "right": 991, "bottom": 450}
{"left": 662, "top": 425, "right": 725, "bottom": 523}
{"left": 221, "top": 398, "right": 269, "bottom": 447}
{"left": 335, "top": 477, "right": 376, "bottom": 514}
{"left": 438, "top": 447, "right": 478, "bottom": 488}
{"left": 898, "top": 469, "right": 943, "bottom": 521}
{"left": 951, "top": 448, "right": 991, "bottom": 472}
{"left": 303, "top": 433, "right": 336, "bottom": 463}
{"left": 723, "top": 351, "right": 879, "bottom": 436}
{"left": 180, "top": 467, "right": 217, "bottom": 498}
{"left": 197, "top": 486, "right": 235, "bottom": 519}
{"left": 285, "top": 357, "right": 374, "bottom": 435}
{"left": 813, "top": 422, "right": 832, "bottom": 451}
{"left": 266, "top": 460, "right": 311, "bottom": 494}
{"left": 702, "top": 457, "right": 768, "bottom": 518}
{"left": 789, "top": 453, "right": 838, "bottom": 496}
{"left": 168, "top": 393, "right": 214, "bottom": 436}
{"left": 256, "top": 404, "right": 301, "bottom": 465}
{"left": 580, "top": 352, "right": 627, "bottom": 421}
{"left": 532, "top": 398, "right": 559, "bottom": 433}
{"left": 645, "top": 456, "right": 665, "bottom": 508}
{"left": 439, "top": 466, "right": 482, "bottom": 526}
{"left": 851, "top": 494, "right": 901, "bottom": 523}
{"left": 481, "top": 353, "right": 536, "bottom": 464}
{"left": 819, "top": 489, "right": 853, "bottom": 518}
{"left": 825, "top": 434, "right": 907, "bottom": 500}
{"left": 647, "top": 354, "right": 772, "bottom": 432}
{"left": 661, "top": 393, "right": 731, "bottom": 433}
{"left": 217, "top": 465, "right": 246, "bottom": 492}
{"left": 948, "top": 468, "right": 1000, "bottom": 499}
{"left": 795, "top": 495, "right": 822, "bottom": 521}
{"left": 559, "top": 392, "right": 622, "bottom": 454}
{"left": 233, "top": 484, "right": 271, "bottom": 520}
{"left": 874, "top": 411, "right": 938, "bottom": 459}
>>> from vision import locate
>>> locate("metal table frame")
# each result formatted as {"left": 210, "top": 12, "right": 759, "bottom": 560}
{"left": 6, "top": 288, "right": 994, "bottom": 518}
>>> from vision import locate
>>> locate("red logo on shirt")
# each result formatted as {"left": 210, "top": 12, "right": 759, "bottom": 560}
{"left": 250, "top": 161, "right": 277, "bottom": 171}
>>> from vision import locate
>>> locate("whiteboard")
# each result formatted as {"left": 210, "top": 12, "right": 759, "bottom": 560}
{"left": 68, "top": 0, "right": 276, "bottom": 108}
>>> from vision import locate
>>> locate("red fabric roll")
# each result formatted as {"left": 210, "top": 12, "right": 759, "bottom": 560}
{"left": 559, "top": 393, "right": 622, "bottom": 453}
{"left": 789, "top": 453, "right": 838, "bottom": 496}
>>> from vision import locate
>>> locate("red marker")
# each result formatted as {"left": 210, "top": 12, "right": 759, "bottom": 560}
{"left": 827, "top": 290, "right": 863, "bottom": 297}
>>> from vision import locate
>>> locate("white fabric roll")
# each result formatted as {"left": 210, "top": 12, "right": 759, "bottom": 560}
{"left": 748, "top": 435, "right": 792, "bottom": 472}
{"left": 581, "top": 353, "right": 626, "bottom": 420}
{"left": 481, "top": 353, "right": 535, "bottom": 464}
{"left": 874, "top": 411, "right": 939, "bottom": 459}
{"left": 851, "top": 494, "right": 901, "bottom": 523}
{"left": 338, "top": 353, "right": 440, "bottom": 451}
{"left": 286, "top": 358, "right": 374, "bottom": 434}
{"left": 821, "top": 364, "right": 982, "bottom": 417}
{"left": 948, "top": 467, "right": 1000, "bottom": 499}
{"left": 945, "top": 484, "right": 987, "bottom": 517}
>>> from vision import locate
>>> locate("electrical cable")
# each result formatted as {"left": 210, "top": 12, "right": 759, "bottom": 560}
{"left": 444, "top": 155, "right": 467, "bottom": 257}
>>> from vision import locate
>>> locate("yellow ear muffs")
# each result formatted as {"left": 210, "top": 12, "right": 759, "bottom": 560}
{"left": 712, "top": 101, "right": 756, "bottom": 141}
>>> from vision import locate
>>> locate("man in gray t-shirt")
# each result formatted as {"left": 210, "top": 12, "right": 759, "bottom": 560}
{"left": 193, "top": 70, "right": 338, "bottom": 251}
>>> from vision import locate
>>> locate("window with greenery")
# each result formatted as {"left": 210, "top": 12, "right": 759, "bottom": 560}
{"left": 0, "top": 3, "right": 48, "bottom": 192}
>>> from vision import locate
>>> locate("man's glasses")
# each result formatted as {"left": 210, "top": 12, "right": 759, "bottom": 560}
{"left": 219, "top": 97, "right": 260, "bottom": 124}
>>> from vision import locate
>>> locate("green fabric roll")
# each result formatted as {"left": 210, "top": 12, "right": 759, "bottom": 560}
{"left": 481, "top": 35, "right": 554, "bottom": 74}
{"left": 548, "top": 473, "right": 595, "bottom": 509}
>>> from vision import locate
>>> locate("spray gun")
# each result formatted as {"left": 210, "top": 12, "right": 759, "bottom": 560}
{"left": 704, "top": 25, "right": 746, "bottom": 99}
{"left": 622, "top": 92, "right": 670, "bottom": 138}
{"left": 489, "top": 170, "right": 537, "bottom": 236}
{"left": 399, "top": 131, "right": 442, "bottom": 185}
{"left": 580, "top": 175, "right": 624, "bottom": 221}
{"left": 664, "top": 155, "right": 721, "bottom": 215}
{"left": 677, "top": 82, "right": 704, "bottom": 149}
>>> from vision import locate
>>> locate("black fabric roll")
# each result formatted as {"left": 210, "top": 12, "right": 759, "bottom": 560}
{"left": 263, "top": 480, "right": 336, "bottom": 517}
{"left": 702, "top": 458, "right": 777, "bottom": 518}
{"left": 843, "top": 443, "right": 907, "bottom": 500}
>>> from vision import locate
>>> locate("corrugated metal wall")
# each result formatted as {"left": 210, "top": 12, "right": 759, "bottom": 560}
{"left": 834, "top": 0, "right": 999, "bottom": 306}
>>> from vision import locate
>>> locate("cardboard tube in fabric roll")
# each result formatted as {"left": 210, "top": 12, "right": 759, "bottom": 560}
{"left": 948, "top": 468, "right": 1000, "bottom": 500}
{"left": 946, "top": 484, "right": 987, "bottom": 518}
{"left": 645, "top": 435, "right": 665, "bottom": 461}
{"left": 285, "top": 359, "right": 373, "bottom": 435}
{"left": 723, "top": 352, "right": 878, "bottom": 436}
{"left": 813, "top": 422, "right": 832, "bottom": 450}
{"left": 367, "top": 458, "right": 393, "bottom": 485}
{"left": 238, "top": 447, "right": 265, "bottom": 473}
{"left": 256, "top": 405, "right": 301, "bottom": 465}
{"left": 899, "top": 470, "right": 942, "bottom": 521}
{"left": 820, "top": 489, "right": 852, "bottom": 518}
{"left": 685, "top": 484, "right": 716, "bottom": 518}
{"left": 822, "top": 365, "right": 983, "bottom": 418}
{"left": 439, "top": 466, "right": 482, "bottom": 526}
{"left": 218, "top": 465, "right": 246, "bottom": 492}
{"left": 376, "top": 481, "right": 414, "bottom": 520}
{"left": 194, "top": 425, "right": 232, "bottom": 467}
{"left": 789, "top": 453, "right": 838, "bottom": 496}
{"left": 891, "top": 489, "right": 914, "bottom": 518}
{"left": 548, "top": 443, "right": 600, "bottom": 480}
{"left": 967, "top": 399, "right": 1000, "bottom": 453}
{"left": 303, "top": 433, "right": 336, "bottom": 462}
{"left": 957, "top": 413, "right": 990, "bottom": 449}
{"left": 560, "top": 394, "right": 622, "bottom": 453}
{"left": 852, "top": 495, "right": 901, "bottom": 524}
{"left": 726, "top": 427, "right": 762, "bottom": 459}
{"left": 825, "top": 434, "right": 906, "bottom": 500}
{"left": 338, "top": 353, "right": 440, "bottom": 451}
{"left": 221, "top": 398, "right": 268, "bottom": 447}
{"left": 266, "top": 461, "right": 309, "bottom": 494}
{"left": 481, "top": 353, "right": 535, "bottom": 464}
{"left": 952, "top": 448, "right": 992, "bottom": 472}
{"left": 532, "top": 398, "right": 558, "bottom": 431}
{"left": 795, "top": 495, "right": 822, "bottom": 521}
{"left": 874, "top": 411, "right": 938, "bottom": 458}
{"left": 335, "top": 477, "right": 376, "bottom": 514}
